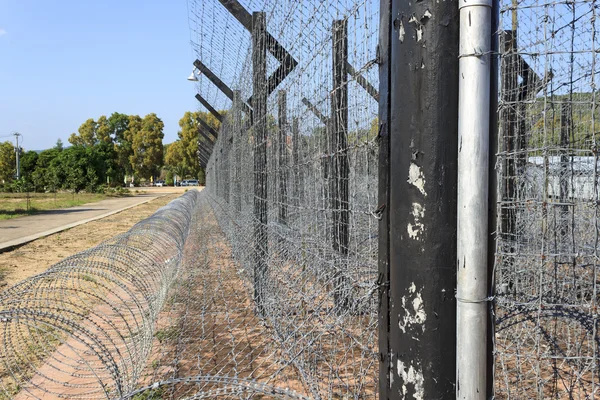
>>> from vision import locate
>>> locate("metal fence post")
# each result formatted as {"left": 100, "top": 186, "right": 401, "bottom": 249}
{"left": 223, "top": 118, "right": 231, "bottom": 204}
{"left": 377, "top": 0, "right": 391, "bottom": 397}
{"left": 332, "top": 18, "right": 350, "bottom": 311}
{"left": 278, "top": 90, "right": 288, "bottom": 226}
{"left": 380, "top": 0, "right": 459, "bottom": 397}
{"left": 252, "top": 11, "right": 268, "bottom": 314}
{"left": 500, "top": 30, "right": 518, "bottom": 248}
{"left": 560, "top": 102, "right": 572, "bottom": 214}
{"left": 457, "top": 0, "right": 492, "bottom": 395}
{"left": 292, "top": 117, "right": 304, "bottom": 207}
{"left": 233, "top": 90, "right": 243, "bottom": 213}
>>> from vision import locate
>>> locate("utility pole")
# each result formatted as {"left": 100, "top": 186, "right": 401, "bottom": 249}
{"left": 13, "top": 132, "right": 22, "bottom": 180}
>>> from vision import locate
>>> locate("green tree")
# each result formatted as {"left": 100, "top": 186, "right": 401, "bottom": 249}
{"left": 178, "top": 111, "right": 202, "bottom": 177}
{"left": 177, "top": 111, "right": 223, "bottom": 179}
{"left": 109, "top": 112, "right": 133, "bottom": 181}
{"left": 0, "top": 141, "right": 16, "bottom": 183}
{"left": 165, "top": 139, "right": 186, "bottom": 175}
{"left": 32, "top": 148, "right": 61, "bottom": 190}
{"left": 96, "top": 115, "right": 112, "bottom": 144}
{"left": 68, "top": 118, "right": 97, "bottom": 147}
{"left": 51, "top": 146, "right": 105, "bottom": 193}
{"left": 55, "top": 138, "right": 64, "bottom": 151}
{"left": 20, "top": 151, "right": 39, "bottom": 187}
{"left": 130, "top": 113, "right": 164, "bottom": 180}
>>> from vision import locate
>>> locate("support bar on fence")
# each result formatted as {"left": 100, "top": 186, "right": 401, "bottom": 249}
{"left": 346, "top": 62, "right": 379, "bottom": 101}
{"left": 301, "top": 97, "right": 329, "bottom": 125}
{"left": 198, "top": 145, "right": 211, "bottom": 164}
{"left": 195, "top": 93, "right": 224, "bottom": 122}
{"left": 198, "top": 140, "right": 212, "bottom": 159}
{"left": 291, "top": 117, "right": 304, "bottom": 205}
{"left": 198, "top": 129, "right": 216, "bottom": 146}
{"left": 377, "top": 0, "right": 391, "bottom": 396}
{"left": 278, "top": 90, "right": 288, "bottom": 226}
{"left": 379, "top": 0, "right": 459, "bottom": 397}
{"left": 194, "top": 59, "right": 233, "bottom": 99}
{"left": 331, "top": 19, "right": 350, "bottom": 311}
{"left": 233, "top": 90, "right": 243, "bottom": 212}
{"left": 193, "top": 59, "right": 252, "bottom": 116}
{"left": 198, "top": 118, "right": 220, "bottom": 140}
{"left": 217, "top": 0, "right": 298, "bottom": 104}
{"left": 252, "top": 11, "right": 268, "bottom": 314}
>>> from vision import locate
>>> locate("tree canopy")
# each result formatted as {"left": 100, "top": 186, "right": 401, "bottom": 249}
{"left": 0, "top": 109, "right": 215, "bottom": 192}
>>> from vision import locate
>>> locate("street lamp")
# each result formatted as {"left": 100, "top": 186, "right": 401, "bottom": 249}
{"left": 187, "top": 68, "right": 199, "bottom": 82}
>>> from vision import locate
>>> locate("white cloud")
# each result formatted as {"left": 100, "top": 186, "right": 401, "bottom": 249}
{"left": 0, "top": 29, "right": 6, "bottom": 36}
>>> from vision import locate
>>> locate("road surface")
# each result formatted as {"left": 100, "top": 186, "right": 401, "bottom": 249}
{"left": 0, "top": 194, "right": 163, "bottom": 251}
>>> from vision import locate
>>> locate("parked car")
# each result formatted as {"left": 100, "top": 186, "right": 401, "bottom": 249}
{"left": 187, "top": 179, "right": 199, "bottom": 186}
{"left": 155, "top": 180, "right": 165, "bottom": 187}
{"left": 180, "top": 180, "right": 189, "bottom": 187}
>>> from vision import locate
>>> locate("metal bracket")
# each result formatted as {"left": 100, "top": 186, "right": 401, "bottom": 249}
{"left": 217, "top": 0, "right": 298, "bottom": 105}
{"left": 301, "top": 98, "right": 329, "bottom": 125}
{"left": 195, "top": 94, "right": 224, "bottom": 123}
{"left": 193, "top": 59, "right": 252, "bottom": 116}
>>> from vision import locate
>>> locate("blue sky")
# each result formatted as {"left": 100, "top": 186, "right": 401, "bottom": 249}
{"left": 0, "top": 0, "right": 198, "bottom": 151}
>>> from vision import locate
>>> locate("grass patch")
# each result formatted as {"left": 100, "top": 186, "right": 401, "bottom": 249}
{"left": 0, "top": 192, "right": 108, "bottom": 220}
{"left": 154, "top": 326, "right": 180, "bottom": 344}
{"left": 131, "top": 387, "right": 165, "bottom": 400}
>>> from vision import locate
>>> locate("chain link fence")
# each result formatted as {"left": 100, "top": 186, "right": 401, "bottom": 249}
{"left": 1, "top": 0, "right": 599, "bottom": 398}
{"left": 194, "top": 0, "right": 380, "bottom": 398}
{"left": 494, "top": 0, "right": 600, "bottom": 397}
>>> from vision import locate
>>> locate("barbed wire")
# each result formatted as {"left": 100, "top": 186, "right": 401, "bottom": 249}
{"left": 494, "top": 0, "right": 600, "bottom": 397}
{"left": 0, "top": 191, "right": 199, "bottom": 399}
{"left": 194, "top": 0, "right": 380, "bottom": 398}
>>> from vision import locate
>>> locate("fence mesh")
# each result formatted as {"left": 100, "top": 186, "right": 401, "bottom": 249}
{"left": 494, "top": 0, "right": 600, "bottom": 397}
{"left": 193, "top": 0, "right": 380, "bottom": 398}
{"left": 5, "top": 0, "right": 600, "bottom": 398}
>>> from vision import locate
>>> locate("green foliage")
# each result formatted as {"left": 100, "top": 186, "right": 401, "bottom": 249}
{"left": 154, "top": 326, "right": 180, "bottom": 343}
{"left": 1, "top": 109, "right": 216, "bottom": 194}
{"left": 19, "top": 150, "right": 39, "bottom": 188}
{"left": 131, "top": 387, "right": 165, "bottom": 400}
{"left": 165, "top": 170, "right": 174, "bottom": 186}
{"left": 96, "top": 115, "right": 112, "bottom": 144}
{"left": 110, "top": 112, "right": 134, "bottom": 177}
{"left": 526, "top": 92, "right": 600, "bottom": 151}
{"left": 130, "top": 113, "right": 164, "bottom": 180}
{"left": 69, "top": 118, "right": 98, "bottom": 147}
{"left": 0, "top": 141, "right": 15, "bottom": 183}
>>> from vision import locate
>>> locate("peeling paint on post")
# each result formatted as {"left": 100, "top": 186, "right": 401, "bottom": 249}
{"left": 379, "top": 0, "right": 459, "bottom": 398}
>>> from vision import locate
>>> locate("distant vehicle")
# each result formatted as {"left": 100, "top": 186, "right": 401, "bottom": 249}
{"left": 187, "top": 179, "right": 199, "bottom": 186}
{"left": 180, "top": 180, "right": 189, "bottom": 187}
{"left": 155, "top": 180, "right": 165, "bottom": 187}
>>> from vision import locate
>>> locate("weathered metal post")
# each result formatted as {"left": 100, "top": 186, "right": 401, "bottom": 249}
{"left": 233, "top": 90, "right": 243, "bottom": 213}
{"left": 500, "top": 31, "right": 518, "bottom": 248}
{"left": 331, "top": 18, "right": 350, "bottom": 311}
{"left": 560, "top": 102, "right": 572, "bottom": 212}
{"left": 379, "top": 0, "right": 459, "bottom": 398}
{"left": 377, "top": 0, "right": 391, "bottom": 396}
{"left": 222, "top": 119, "right": 231, "bottom": 204}
{"left": 291, "top": 117, "right": 304, "bottom": 207}
{"left": 252, "top": 11, "right": 268, "bottom": 313}
{"left": 278, "top": 90, "right": 288, "bottom": 225}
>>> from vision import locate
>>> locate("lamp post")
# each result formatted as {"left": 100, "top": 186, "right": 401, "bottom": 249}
{"left": 13, "top": 132, "right": 22, "bottom": 180}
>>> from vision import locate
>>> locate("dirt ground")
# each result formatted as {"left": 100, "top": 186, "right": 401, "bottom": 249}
{"left": 0, "top": 192, "right": 184, "bottom": 289}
